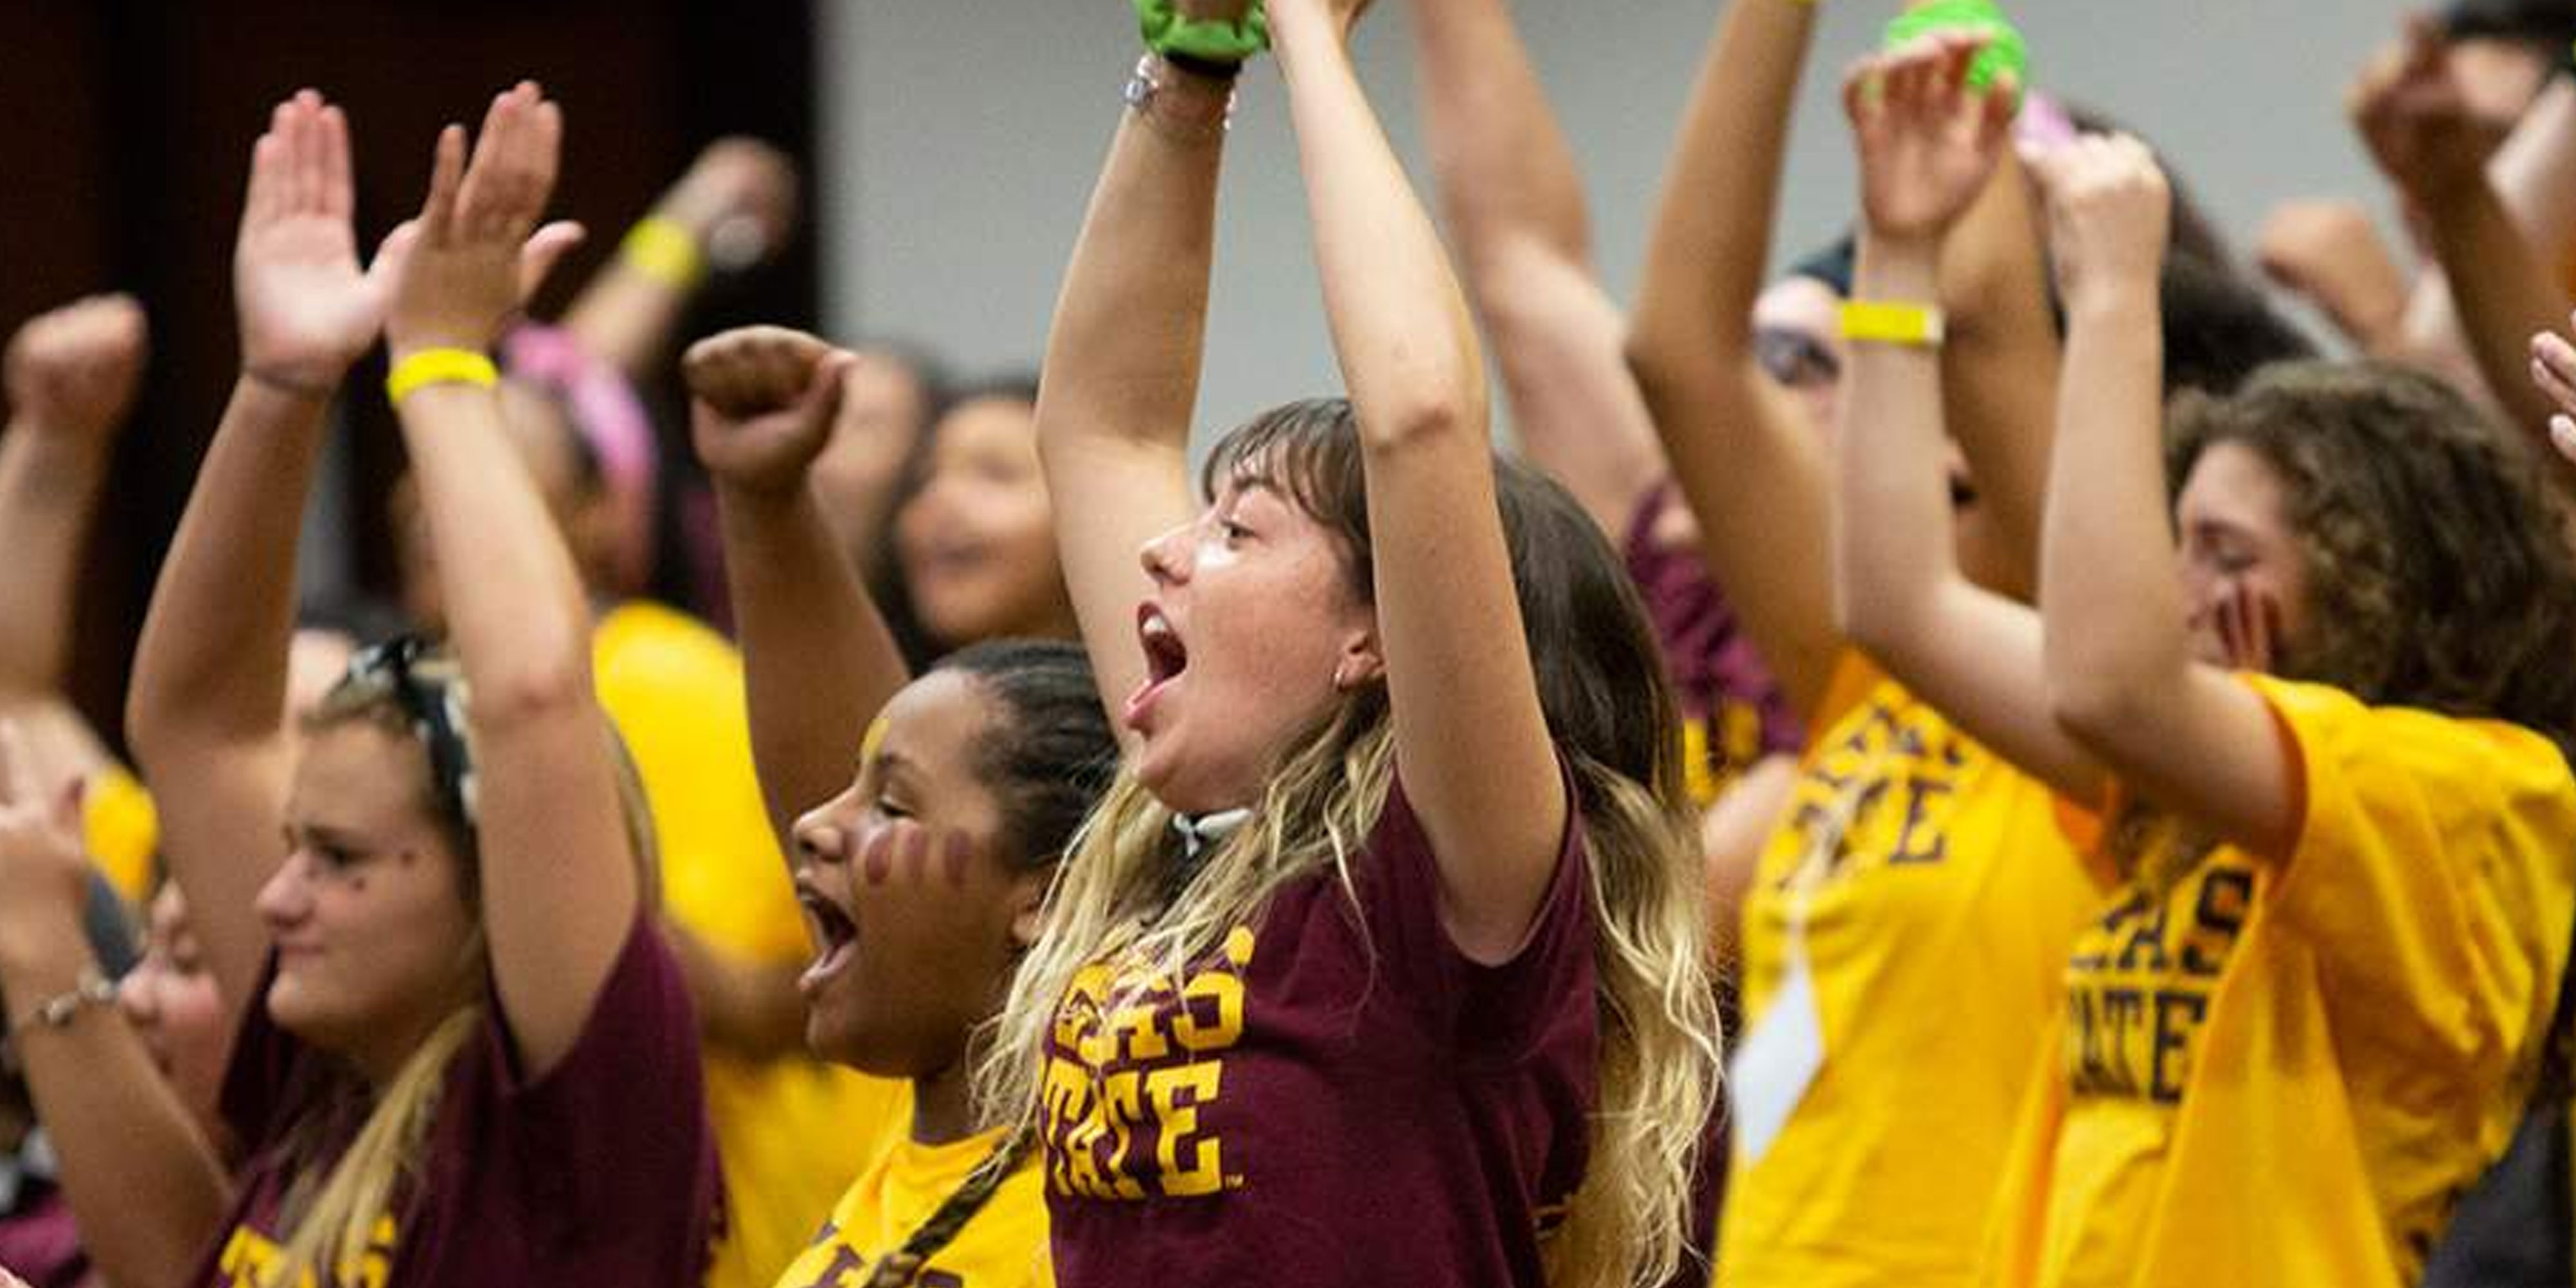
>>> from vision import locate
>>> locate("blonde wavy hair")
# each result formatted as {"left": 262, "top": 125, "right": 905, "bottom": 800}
{"left": 980, "top": 400, "right": 1723, "bottom": 1288}
{"left": 265, "top": 646, "right": 658, "bottom": 1287}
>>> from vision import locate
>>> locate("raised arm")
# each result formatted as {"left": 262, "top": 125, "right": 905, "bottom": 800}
{"left": 2358, "top": 18, "right": 2573, "bottom": 459}
{"left": 686, "top": 325, "right": 905, "bottom": 849}
{"left": 2032, "top": 137, "right": 2297, "bottom": 857}
{"left": 1270, "top": 0, "right": 1557, "bottom": 960}
{"left": 1834, "top": 36, "right": 2104, "bottom": 799}
{"left": 1625, "top": 0, "right": 1841, "bottom": 719}
{"left": 1936, "top": 140, "right": 2061, "bottom": 601}
{"left": 0, "top": 296, "right": 144, "bottom": 712}
{"left": 1032, "top": 6, "right": 1247, "bottom": 733}
{"left": 559, "top": 138, "right": 797, "bottom": 383}
{"left": 127, "top": 92, "right": 399, "bottom": 1021}
{"left": 382, "top": 84, "right": 629, "bottom": 1076}
{"left": 1408, "top": 0, "right": 1661, "bottom": 536}
{"left": 0, "top": 724, "right": 230, "bottom": 1288}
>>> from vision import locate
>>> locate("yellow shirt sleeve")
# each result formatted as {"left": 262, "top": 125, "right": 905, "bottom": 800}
{"left": 2254, "top": 674, "right": 2576, "bottom": 1082}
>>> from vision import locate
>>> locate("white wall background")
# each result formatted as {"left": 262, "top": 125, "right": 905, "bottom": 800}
{"left": 819, "top": 0, "right": 2418, "bottom": 431}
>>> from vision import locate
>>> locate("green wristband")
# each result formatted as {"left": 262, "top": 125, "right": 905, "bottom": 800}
{"left": 1135, "top": 0, "right": 1270, "bottom": 65}
{"left": 1884, "top": 0, "right": 2029, "bottom": 109}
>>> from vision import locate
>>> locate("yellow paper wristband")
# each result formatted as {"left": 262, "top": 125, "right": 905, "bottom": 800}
{"left": 1837, "top": 300, "right": 1946, "bottom": 347}
{"left": 621, "top": 214, "right": 706, "bottom": 290}
{"left": 385, "top": 348, "right": 499, "bottom": 404}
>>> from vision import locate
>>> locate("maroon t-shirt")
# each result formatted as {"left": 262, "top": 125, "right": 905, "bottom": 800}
{"left": 193, "top": 916, "right": 720, "bottom": 1287}
{"left": 1624, "top": 484, "right": 1803, "bottom": 802}
{"left": 1041, "top": 775, "right": 1598, "bottom": 1286}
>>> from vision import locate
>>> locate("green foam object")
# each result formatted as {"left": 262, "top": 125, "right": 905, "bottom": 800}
{"left": 1136, "top": 0, "right": 1272, "bottom": 63}
{"left": 1884, "top": 0, "right": 2030, "bottom": 109}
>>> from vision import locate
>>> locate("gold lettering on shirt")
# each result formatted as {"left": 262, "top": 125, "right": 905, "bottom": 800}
{"left": 1043, "top": 926, "right": 1255, "bottom": 1200}
{"left": 213, "top": 1215, "right": 396, "bottom": 1288}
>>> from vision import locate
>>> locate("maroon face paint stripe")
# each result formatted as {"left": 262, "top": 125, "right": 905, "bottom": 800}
{"left": 861, "top": 826, "right": 895, "bottom": 886}
{"left": 940, "top": 831, "right": 974, "bottom": 889}
{"left": 898, "top": 823, "right": 931, "bottom": 881}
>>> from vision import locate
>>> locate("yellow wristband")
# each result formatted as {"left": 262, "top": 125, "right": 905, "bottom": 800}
{"left": 1837, "top": 300, "right": 1946, "bottom": 347}
{"left": 621, "top": 214, "right": 706, "bottom": 290}
{"left": 385, "top": 348, "right": 499, "bottom": 405}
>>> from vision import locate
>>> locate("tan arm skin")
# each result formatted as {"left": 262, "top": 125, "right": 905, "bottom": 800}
{"left": 2361, "top": 20, "right": 2575, "bottom": 465}
{"left": 385, "top": 85, "right": 637, "bottom": 1077}
{"left": 663, "top": 328, "right": 906, "bottom": 1066}
{"left": 1834, "top": 41, "right": 2109, "bottom": 802}
{"left": 687, "top": 327, "right": 909, "bottom": 858}
{"left": 2035, "top": 137, "right": 2299, "bottom": 859}
{"left": 1408, "top": 0, "right": 1662, "bottom": 537}
{"left": 0, "top": 298, "right": 147, "bottom": 818}
{"left": 0, "top": 725, "right": 230, "bottom": 1288}
{"left": 128, "top": 92, "right": 578, "bottom": 1041}
{"left": 1937, "top": 144, "right": 2062, "bottom": 601}
{"left": 128, "top": 94, "right": 399, "bottom": 1033}
{"left": 1625, "top": 0, "right": 1841, "bottom": 721}
{"left": 1032, "top": 43, "right": 1237, "bottom": 739}
{"left": 559, "top": 137, "right": 797, "bottom": 383}
{"left": 1274, "top": 0, "right": 1562, "bottom": 960}
{"left": 0, "top": 296, "right": 144, "bottom": 711}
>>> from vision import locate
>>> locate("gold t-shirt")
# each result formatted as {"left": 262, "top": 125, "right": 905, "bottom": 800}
{"left": 1985, "top": 676, "right": 2576, "bottom": 1287}
{"left": 1716, "top": 658, "right": 2105, "bottom": 1287}
{"left": 772, "top": 1083, "right": 1051, "bottom": 1288}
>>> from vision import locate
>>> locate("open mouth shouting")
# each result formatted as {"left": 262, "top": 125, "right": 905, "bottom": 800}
{"left": 1126, "top": 601, "right": 1189, "bottom": 733}
{"left": 795, "top": 876, "right": 860, "bottom": 999}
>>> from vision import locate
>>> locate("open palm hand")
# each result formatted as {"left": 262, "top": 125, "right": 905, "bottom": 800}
{"left": 234, "top": 91, "right": 393, "bottom": 392}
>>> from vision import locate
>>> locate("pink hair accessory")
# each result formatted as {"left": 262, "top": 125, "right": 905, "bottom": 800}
{"left": 502, "top": 324, "right": 661, "bottom": 594}
{"left": 2014, "top": 90, "right": 2079, "bottom": 156}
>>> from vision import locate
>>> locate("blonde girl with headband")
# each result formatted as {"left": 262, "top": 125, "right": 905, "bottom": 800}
{"left": 984, "top": 0, "right": 1720, "bottom": 1283}
{"left": 116, "top": 85, "right": 719, "bottom": 1287}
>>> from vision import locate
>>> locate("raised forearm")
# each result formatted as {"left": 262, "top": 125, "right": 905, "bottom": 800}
{"left": 1278, "top": 17, "right": 1484, "bottom": 448}
{"left": 1622, "top": 0, "right": 1841, "bottom": 718}
{"left": 1410, "top": 0, "right": 1660, "bottom": 533}
{"left": 1035, "top": 64, "right": 1230, "bottom": 727}
{"left": 1038, "top": 75, "right": 1229, "bottom": 457}
{"left": 1938, "top": 154, "right": 2060, "bottom": 596}
{"left": 0, "top": 918, "right": 232, "bottom": 1288}
{"left": 719, "top": 483, "right": 907, "bottom": 851}
{"left": 1838, "top": 238, "right": 1958, "bottom": 650}
{"left": 128, "top": 377, "right": 328, "bottom": 755}
{"left": 2416, "top": 180, "right": 2570, "bottom": 444}
{"left": 1412, "top": 0, "right": 1589, "bottom": 281}
{"left": 0, "top": 426, "right": 113, "bottom": 703}
{"left": 1629, "top": 0, "right": 1818, "bottom": 365}
{"left": 559, "top": 256, "right": 697, "bottom": 385}
{"left": 397, "top": 383, "right": 596, "bottom": 714}
{"left": 2041, "top": 285, "right": 2188, "bottom": 727}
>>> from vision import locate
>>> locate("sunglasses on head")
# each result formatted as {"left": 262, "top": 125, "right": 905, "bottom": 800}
{"left": 1754, "top": 327, "right": 1842, "bottom": 390}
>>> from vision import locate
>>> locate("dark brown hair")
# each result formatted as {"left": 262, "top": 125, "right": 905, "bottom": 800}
{"left": 2166, "top": 359, "right": 2576, "bottom": 748}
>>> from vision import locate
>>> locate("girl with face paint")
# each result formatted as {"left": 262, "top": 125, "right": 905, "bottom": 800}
{"left": 688, "top": 325, "right": 1119, "bottom": 1287}
{"left": 115, "top": 86, "right": 719, "bottom": 1288}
